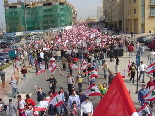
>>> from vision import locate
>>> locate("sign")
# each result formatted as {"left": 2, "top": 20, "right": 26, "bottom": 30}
{"left": 136, "top": 54, "right": 140, "bottom": 66}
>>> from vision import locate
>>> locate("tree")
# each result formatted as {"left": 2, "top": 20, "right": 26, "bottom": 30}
{"left": 17, "top": 23, "right": 24, "bottom": 32}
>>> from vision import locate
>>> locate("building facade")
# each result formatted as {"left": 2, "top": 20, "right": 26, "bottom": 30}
{"left": 5, "top": 0, "right": 75, "bottom": 33}
{"left": 104, "top": 0, "right": 155, "bottom": 34}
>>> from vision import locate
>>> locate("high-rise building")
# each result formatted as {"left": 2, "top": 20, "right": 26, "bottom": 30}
{"left": 5, "top": 0, "right": 76, "bottom": 33}
{"left": 104, "top": 0, "right": 155, "bottom": 34}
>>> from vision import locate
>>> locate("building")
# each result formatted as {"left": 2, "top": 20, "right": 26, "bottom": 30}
{"left": 104, "top": 0, "right": 155, "bottom": 34}
{"left": 4, "top": 0, "right": 76, "bottom": 33}
{"left": 97, "top": 7, "right": 104, "bottom": 22}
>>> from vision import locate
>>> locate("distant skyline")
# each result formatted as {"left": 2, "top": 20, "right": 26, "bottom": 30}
{"left": 0, "top": 0, "right": 102, "bottom": 25}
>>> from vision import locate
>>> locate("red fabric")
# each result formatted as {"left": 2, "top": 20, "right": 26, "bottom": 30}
{"left": 146, "top": 81, "right": 155, "bottom": 89}
{"left": 19, "top": 109, "right": 25, "bottom": 116}
{"left": 73, "top": 58, "right": 78, "bottom": 62}
{"left": 128, "top": 45, "right": 134, "bottom": 52}
{"left": 93, "top": 73, "right": 137, "bottom": 116}
{"left": 25, "top": 99, "right": 36, "bottom": 109}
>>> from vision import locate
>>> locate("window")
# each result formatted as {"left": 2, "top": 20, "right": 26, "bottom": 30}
{"left": 150, "top": 7, "right": 155, "bottom": 16}
{"left": 150, "top": 0, "right": 155, "bottom": 4}
{"left": 134, "top": 9, "right": 136, "bottom": 14}
{"left": 141, "top": 0, "right": 144, "bottom": 5}
{"left": 134, "top": 0, "right": 136, "bottom": 3}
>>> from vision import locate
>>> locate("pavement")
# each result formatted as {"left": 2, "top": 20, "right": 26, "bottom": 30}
{"left": 0, "top": 29, "right": 155, "bottom": 114}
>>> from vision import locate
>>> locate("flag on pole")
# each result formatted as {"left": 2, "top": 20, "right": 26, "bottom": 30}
{"left": 33, "top": 98, "right": 50, "bottom": 111}
{"left": 49, "top": 92, "right": 63, "bottom": 107}
{"left": 143, "top": 88, "right": 155, "bottom": 101}
{"left": 138, "top": 104, "right": 151, "bottom": 116}
{"left": 83, "top": 83, "right": 102, "bottom": 96}
{"left": 93, "top": 73, "right": 139, "bottom": 116}
{"left": 146, "top": 62, "right": 155, "bottom": 74}
{"left": 70, "top": 63, "right": 79, "bottom": 70}
{"left": 36, "top": 63, "right": 45, "bottom": 75}
{"left": 49, "top": 62, "right": 57, "bottom": 72}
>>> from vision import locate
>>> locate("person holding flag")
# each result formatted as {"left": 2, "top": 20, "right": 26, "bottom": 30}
{"left": 138, "top": 84, "right": 149, "bottom": 106}
{"left": 98, "top": 81, "right": 108, "bottom": 96}
{"left": 45, "top": 75, "right": 57, "bottom": 93}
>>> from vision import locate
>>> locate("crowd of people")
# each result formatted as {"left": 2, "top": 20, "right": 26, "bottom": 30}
{"left": 0, "top": 22, "right": 154, "bottom": 116}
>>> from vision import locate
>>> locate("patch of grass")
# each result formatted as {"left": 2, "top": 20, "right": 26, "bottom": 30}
{"left": 1, "top": 62, "right": 12, "bottom": 70}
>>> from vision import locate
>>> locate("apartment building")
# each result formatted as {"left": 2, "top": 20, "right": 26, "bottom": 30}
{"left": 104, "top": 0, "right": 155, "bottom": 33}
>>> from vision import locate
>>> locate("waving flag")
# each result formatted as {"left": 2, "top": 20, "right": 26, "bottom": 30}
{"left": 49, "top": 62, "right": 57, "bottom": 72}
{"left": 143, "top": 88, "right": 155, "bottom": 101}
{"left": 122, "top": 69, "right": 126, "bottom": 78}
{"left": 81, "top": 60, "right": 87, "bottom": 70}
{"left": 49, "top": 92, "right": 63, "bottom": 107}
{"left": 36, "top": 63, "right": 45, "bottom": 75}
{"left": 146, "top": 62, "right": 155, "bottom": 74}
{"left": 138, "top": 104, "right": 151, "bottom": 116}
{"left": 70, "top": 63, "right": 79, "bottom": 70}
{"left": 90, "top": 70, "right": 99, "bottom": 78}
{"left": 33, "top": 98, "right": 50, "bottom": 111}
{"left": 83, "top": 83, "right": 102, "bottom": 96}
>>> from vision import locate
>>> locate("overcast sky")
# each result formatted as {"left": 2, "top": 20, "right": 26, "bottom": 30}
{"left": 0, "top": 0, "right": 102, "bottom": 24}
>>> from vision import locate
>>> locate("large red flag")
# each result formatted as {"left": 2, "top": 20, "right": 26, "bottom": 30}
{"left": 93, "top": 73, "right": 138, "bottom": 116}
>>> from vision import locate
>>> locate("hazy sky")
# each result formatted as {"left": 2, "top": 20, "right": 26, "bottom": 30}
{"left": 0, "top": 0, "right": 102, "bottom": 24}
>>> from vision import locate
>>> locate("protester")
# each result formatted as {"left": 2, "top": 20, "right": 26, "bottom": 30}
{"left": 34, "top": 85, "right": 46, "bottom": 102}
{"left": 9, "top": 99, "right": 17, "bottom": 116}
{"left": 21, "top": 66, "right": 27, "bottom": 81}
{"left": 98, "top": 81, "right": 108, "bottom": 96}
{"left": 148, "top": 49, "right": 155, "bottom": 64}
{"left": 102, "top": 60, "right": 108, "bottom": 80}
{"left": 0, "top": 69, "right": 5, "bottom": 88}
{"left": 9, "top": 77, "right": 19, "bottom": 98}
{"left": 17, "top": 95, "right": 25, "bottom": 116}
{"left": 138, "top": 84, "right": 149, "bottom": 106}
{"left": 0, "top": 98, "right": 7, "bottom": 116}
{"left": 146, "top": 77, "right": 155, "bottom": 89}
{"left": 25, "top": 94, "right": 36, "bottom": 109}
{"left": 115, "top": 56, "right": 119, "bottom": 74}
{"left": 81, "top": 97, "right": 93, "bottom": 116}
{"left": 129, "top": 63, "right": 136, "bottom": 84}
{"left": 45, "top": 75, "right": 57, "bottom": 93}
{"left": 79, "top": 90, "right": 86, "bottom": 104}
{"left": 68, "top": 90, "right": 80, "bottom": 109}
{"left": 128, "top": 44, "right": 134, "bottom": 58}
{"left": 138, "top": 61, "right": 147, "bottom": 83}
{"left": 76, "top": 72, "right": 84, "bottom": 91}
{"left": 69, "top": 101, "right": 80, "bottom": 116}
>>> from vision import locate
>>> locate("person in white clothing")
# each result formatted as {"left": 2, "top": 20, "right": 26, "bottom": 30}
{"left": 68, "top": 91, "right": 80, "bottom": 109}
{"left": 40, "top": 51, "right": 44, "bottom": 60}
{"left": 81, "top": 97, "right": 93, "bottom": 116}
{"left": 138, "top": 61, "right": 148, "bottom": 83}
{"left": 148, "top": 50, "right": 155, "bottom": 64}
{"left": 17, "top": 95, "right": 25, "bottom": 116}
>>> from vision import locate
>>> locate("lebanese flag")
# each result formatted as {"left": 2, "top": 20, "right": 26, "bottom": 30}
{"left": 90, "top": 70, "right": 99, "bottom": 78}
{"left": 55, "top": 37, "right": 62, "bottom": 45}
{"left": 36, "top": 63, "right": 45, "bottom": 75}
{"left": 146, "top": 62, "right": 155, "bottom": 74}
{"left": 49, "top": 62, "right": 57, "bottom": 72}
{"left": 83, "top": 83, "right": 102, "bottom": 96}
{"left": 122, "top": 69, "right": 126, "bottom": 78}
{"left": 143, "top": 88, "right": 155, "bottom": 101}
{"left": 33, "top": 98, "right": 50, "bottom": 111}
{"left": 49, "top": 92, "right": 63, "bottom": 107}
{"left": 70, "top": 63, "right": 79, "bottom": 70}
{"left": 93, "top": 73, "right": 139, "bottom": 116}
{"left": 127, "top": 60, "right": 131, "bottom": 72}
{"left": 138, "top": 104, "right": 151, "bottom": 116}
{"left": 81, "top": 60, "right": 87, "bottom": 70}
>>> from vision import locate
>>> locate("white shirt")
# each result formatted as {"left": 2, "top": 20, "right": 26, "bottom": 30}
{"left": 25, "top": 108, "right": 34, "bottom": 116}
{"left": 139, "top": 64, "right": 148, "bottom": 71}
{"left": 81, "top": 101, "right": 93, "bottom": 115}
{"left": 40, "top": 52, "right": 44, "bottom": 59}
{"left": 18, "top": 99, "right": 25, "bottom": 109}
{"left": 68, "top": 95, "right": 80, "bottom": 109}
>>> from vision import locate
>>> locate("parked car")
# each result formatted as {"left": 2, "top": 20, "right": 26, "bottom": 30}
{"left": 148, "top": 39, "right": 155, "bottom": 50}
{"left": 6, "top": 38, "right": 15, "bottom": 45}
{"left": 137, "top": 36, "right": 148, "bottom": 43}
{"left": 0, "top": 55, "right": 10, "bottom": 63}
{"left": 0, "top": 42, "right": 11, "bottom": 48}
{"left": 14, "top": 36, "right": 21, "bottom": 43}
{"left": 0, "top": 60, "right": 6, "bottom": 66}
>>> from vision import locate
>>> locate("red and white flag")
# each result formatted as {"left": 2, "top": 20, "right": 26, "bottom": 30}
{"left": 83, "top": 83, "right": 102, "bottom": 96}
{"left": 143, "top": 88, "right": 155, "bottom": 101}
{"left": 70, "top": 63, "right": 79, "bottom": 70}
{"left": 49, "top": 92, "right": 63, "bottom": 107}
{"left": 49, "top": 62, "right": 57, "bottom": 72}
{"left": 55, "top": 37, "right": 62, "bottom": 45}
{"left": 36, "top": 63, "right": 45, "bottom": 75}
{"left": 33, "top": 97, "right": 50, "bottom": 111}
{"left": 146, "top": 62, "right": 155, "bottom": 74}
{"left": 90, "top": 70, "right": 99, "bottom": 78}
{"left": 81, "top": 60, "right": 87, "bottom": 70}
{"left": 138, "top": 104, "right": 151, "bottom": 116}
